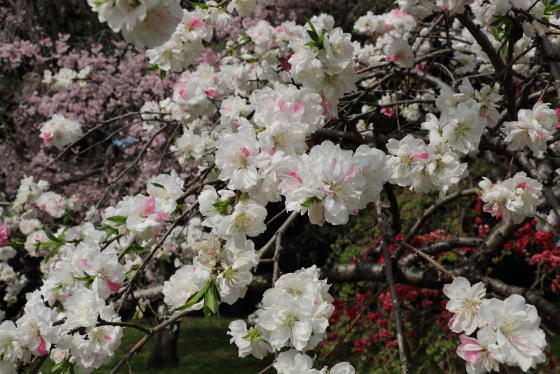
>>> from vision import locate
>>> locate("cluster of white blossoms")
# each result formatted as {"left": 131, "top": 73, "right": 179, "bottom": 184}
{"left": 452, "top": 51, "right": 477, "bottom": 75}
{"left": 287, "top": 21, "right": 357, "bottom": 117}
{"left": 385, "top": 80, "right": 493, "bottom": 199}
{"left": 535, "top": 209, "right": 558, "bottom": 232}
{"left": 10, "top": 176, "right": 81, "bottom": 245}
{"left": 502, "top": 102, "right": 558, "bottom": 154}
{"left": 444, "top": 277, "right": 546, "bottom": 373}
{"left": 42, "top": 66, "right": 91, "bottom": 90}
{"left": 227, "top": 0, "right": 274, "bottom": 17}
{"left": 227, "top": 266, "right": 355, "bottom": 373}
{"left": 87, "top": 0, "right": 183, "bottom": 48}
{"left": 9, "top": 0, "right": 560, "bottom": 373}
{"left": 354, "top": 9, "right": 417, "bottom": 37}
{"left": 0, "top": 224, "right": 126, "bottom": 374}
{"left": 213, "top": 114, "right": 391, "bottom": 224}
{"left": 479, "top": 172, "right": 543, "bottom": 224}
{"left": 163, "top": 235, "right": 259, "bottom": 309}
{"left": 39, "top": 114, "right": 83, "bottom": 149}
{"left": 273, "top": 350, "right": 355, "bottom": 374}
{"left": 0, "top": 224, "right": 23, "bottom": 304}
{"left": 0, "top": 170, "right": 213, "bottom": 373}
{"left": 397, "top": 0, "right": 495, "bottom": 17}
{"left": 103, "top": 172, "right": 185, "bottom": 246}
{"left": 148, "top": 8, "right": 214, "bottom": 72}
{"left": 139, "top": 98, "right": 174, "bottom": 132}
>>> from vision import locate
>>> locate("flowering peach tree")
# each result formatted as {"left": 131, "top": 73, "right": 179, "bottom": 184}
{"left": 1, "top": 0, "right": 560, "bottom": 373}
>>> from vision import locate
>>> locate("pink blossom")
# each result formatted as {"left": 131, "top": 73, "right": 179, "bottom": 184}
{"left": 0, "top": 223, "right": 10, "bottom": 247}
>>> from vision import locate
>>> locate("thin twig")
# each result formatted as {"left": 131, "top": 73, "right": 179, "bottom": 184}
{"left": 386, "top": 238, "right": 456, "bottom": 281}
{"left": 100, "top": 233, "right": 125, "bottom": 252}
{"left": 93, "top": 121, "right": 172, "bottom": 215}
{"left": 109, "top": 309, "right": 193, "bottom": 374}
{"left": 257, "top": 362, "right": 276, "bottom": 374}
{"left": 272, "top": 231, "right": 284, "bottom": 284}
{"left": 258, "top": 211, "right": 299, "bottom": 259}
{"left": 265, "top": 208, "right": 286, "bottom": 226}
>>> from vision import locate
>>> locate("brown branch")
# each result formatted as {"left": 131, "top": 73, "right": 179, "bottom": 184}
{"left": 376, "top": 200, "right": 408, "bottom": 374}
{"left": 257, "top": 362, "right": 275, "bottom": 374}
{"left": 387, "top": 238, "right": 455, "bottom": 281}
{"left": 100, "top": 233, "right": 125, "bottom": 252}
{"left": 339, "top": 112, "right": 366, "bottom": 144}
{"left": 108, "top": 309, "right": 193, "bottom": 374}
{"left": 93, "top": 121, "right": 172, "bottom": 214}
{"left": 96, "top": 321, "right": 151, "bottom": 334}
{"left": 258, "top": 211, "right": 299, "bottom": 259}
{"left": 455, "top": 13, "right": 518, "bottom": 121}
{"left": 175, "top": 176, "right": 220, "bottom": 203}
{"left": 398, "top": 188, "right": 478, "bottom": 254}
{"left": 27, "top": 354, "right": 49, "bottom": 374}
{"left": 399, "top": 237, "right": 485, "bottom": 267}
{"left": 531, "top": 20, "right": 560, "bottom": 101}
{"left": 272, "top": 229, "right": 284, "bottom": 284}
{"left": 265, "top": 208, "right": 287, "bottom": 226}
{"left": 117, "top": 202, "right": 199, "bottom": 312}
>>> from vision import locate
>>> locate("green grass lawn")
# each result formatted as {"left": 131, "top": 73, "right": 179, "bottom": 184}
{"left": 41, "top": 317, "right": 273, "bottom": 374}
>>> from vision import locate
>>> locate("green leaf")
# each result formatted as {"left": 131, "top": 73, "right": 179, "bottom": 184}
{"left": 51, "top": 284, "right": 63, "bottom": 292}
{"left": 45, "top": 245, "right": 62, "bottom": 262}
{"left": 172, "top": 200, "right": 185, "bottom": 216}
{"left": 160, "top": 69, "right": 167, "bottom": 81}
{"left": 129, "top": 243, "right": 145, "bottom": 255}
{"left": 301, "top": 196, "right": 320, "bottom": 208}
{"left": 126, "top": 264, "right": 141, "bottom": 277}
{"left": 63, "top": 210, "right": 75, "bottom": 225}
{"left": 304, "top": 17, "right": 318, "bottom": 35}
{"left": 306, "top": 29, "right": 319, "bottom": 43}
{"left": 74, "top": 271, "right": 96, "bottom": 288}
{"left": 146, "top": 64, "right": 159, "bottom": 71}
{"left": 11, "top": 237, "right": 26, "bottom": 246}
{"left": 98, "top": 225, "right": 120, "bottom": 240}
{"left": 317, "top": 29, "right": 326, "bottom": 47}
{"left": 51, "top": 359, "right": 70, "bottom": 374}
{"left": 501, "top": 42, "right": 507, "bottom": 56}
{"left": 93, "top": 1, "right": 105, "bottom": 6}
{"left": 247, "top": 58, "right": 259, "bottom": 64}
{"left": 489, "top": 18, "right": 503, "bottom": 27}
{"left": 243, "top": 327, "right": 263, "bottom": 344}
{"left": 51, "top": 358, "right": 74, "bottom": 374}
{"left": 107, "top": 215, "right": 127, "bottom": 226}
{"left": 44, "top": 226, "right": 63, "bottom": 244}
{"left": 190, "top": 1, "right": 209, "bottom": 9}
{"left": 175, "top": 278, "right": 212, "bottom": 311}
{"left": 203, "top": 279, "right": 221, "bottom": 318}
{"left": 546, "top": 4, "right": 560, "bottom": 14}
{"left": 212, "top": 199, "right": 232, "bottom": 216}
{"left": 151, "top": 182, "right": 165, "bottom": 189}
